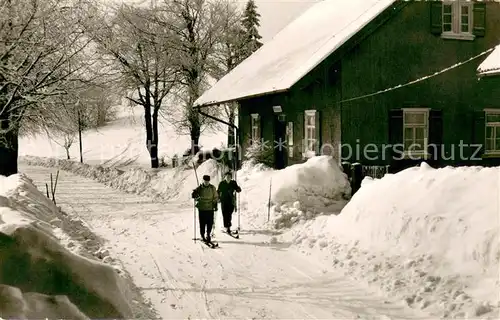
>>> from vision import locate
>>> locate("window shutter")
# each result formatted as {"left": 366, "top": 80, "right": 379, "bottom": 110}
{"left": 428, "top": 110, "right": 443, "bottom": 163}
{"left": 259, "top": 114, "right": 263, "bottom": 143}
{"left": 430, "top": 2, "right": 443, "bottom": 35}
{"left": 388, "top": 109, "right": 404, "bottom": 161}
{"left": 303, "top": 112, "right": 307, "bottom": 155}
{"left": 473, "top": 2, "right": 486, "bottom": 37}
{"left": 389, "top": 109, "right": 403, "bottom": 145}
{"left": 473, "top": 111, "right": 485, "bottom": 156}
{"left": 315, "top": 110, "right": 321, "bottom": 155}
{"left": 249, "top": 116, "right": 254, "bottom": 145}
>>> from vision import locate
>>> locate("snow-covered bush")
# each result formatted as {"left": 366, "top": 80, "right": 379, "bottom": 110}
{"left": 244, "top": 141, "right": 274, "bottom": 168}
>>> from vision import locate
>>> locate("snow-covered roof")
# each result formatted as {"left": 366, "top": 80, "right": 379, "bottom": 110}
{"left": 478, "top": 45, "right": 500, "bottom": 77}
{"left": 194, "top": 0, "right": 396, "bottom": 107}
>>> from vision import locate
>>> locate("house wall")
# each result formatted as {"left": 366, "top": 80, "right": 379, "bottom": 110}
{"left": 286, "top": 61, "right": 343, "bottom": 164}
{"left": 238, "top": 62, "right": 342, "bottom": 168}
{"left": 237, "top": 1, "right": 500, "bottom": 171}
{"left": 238, "top": 93, "right": 288, "bottom": 166}
{"left": 340, "top": 1, "right": 500, "bottom": 171}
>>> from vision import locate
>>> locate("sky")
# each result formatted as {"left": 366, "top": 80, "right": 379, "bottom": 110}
{"left": 119, "top": 0, "right": 321, "bottom": 43}
{"left": 245, "top": 0, "right": 320, "bottom": 42}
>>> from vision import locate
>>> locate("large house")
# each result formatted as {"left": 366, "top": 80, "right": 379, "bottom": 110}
{"left": 194, "top": 0, "right": 500, "bottom": 174}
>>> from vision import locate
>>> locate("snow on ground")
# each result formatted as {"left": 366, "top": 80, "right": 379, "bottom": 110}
{"left": 0, "top": 173, "right": 155, "bottom": 318}
{"left": 19, "top": 104, "right": 225, "bottom": 168}
{"left": 21, "top": 155, "right": 224, "bottom": 203}
{"left": 20, "top": 163, "right": 429, "bottom": 319}
{"left": 21, "top": 155, "right": 500, "bottom": 319}
{"left": 236, "top": 156, "right": 351, "bottom": 231}
{"left": 280, "top": 162, "right": 500, "bottom": 319}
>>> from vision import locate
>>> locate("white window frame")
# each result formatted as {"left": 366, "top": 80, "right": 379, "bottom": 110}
{"left": 250, "top": 113, "right": 260, "bottom": 145}
{"left": 287, "top": 121, "right": 294, "bottom": 158}
{"left": 441, "top": 1, "right": 474, "bottom": 41}
{"left": 484, "top": 109, "right": 500, "bottom": 155}
{"left": 402, "top": 108, "right": 430, "bottom": 159}
{"left": 304, "top": 110, "right": 317, "bottom": 158}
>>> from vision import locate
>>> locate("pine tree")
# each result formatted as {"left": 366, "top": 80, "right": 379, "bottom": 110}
{"left": 241, "top": 0, "right": 262, "bottom": 58}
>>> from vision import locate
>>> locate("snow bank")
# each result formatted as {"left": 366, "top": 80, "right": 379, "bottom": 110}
{"left": 0, "top": 174, "right": 135, "bottom": 318}
{"left": 283, "top": 163, "right": 500, "bottom": 319}
{"left": 20, "top": 155, "right": 225, "bottom": 202}
{"left": 238, "top": 156, "right": 351, "bottom": 229}
{"left": 22, "top": 155, "right": 350, "bottom": 232}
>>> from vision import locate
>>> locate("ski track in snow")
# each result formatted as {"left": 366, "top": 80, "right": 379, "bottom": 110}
{"left": 21, "top": 165, "right": 429, "bottom": 319}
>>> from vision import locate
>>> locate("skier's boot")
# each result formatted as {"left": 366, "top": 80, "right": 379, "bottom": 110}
{"left": 206, "top": 235, "right": 211, "bottom": 243}
{"left": 226, "top": 227, "right": 231, "bottom": 234}
{"left": 201, "top": 234, "right": 206, "bottom": 242}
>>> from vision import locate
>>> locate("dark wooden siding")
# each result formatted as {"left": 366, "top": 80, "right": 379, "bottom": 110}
{"left": 286, "top": 62, "right": 342, "bottom": 164}
{"left": 238, "top": 93, "right": 288, "bottom": 164}
{"left": 339, "top": 1, "right": 500, "bottom": 169}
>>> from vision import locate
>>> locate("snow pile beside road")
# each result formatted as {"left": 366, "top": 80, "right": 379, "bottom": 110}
{"left": 20, "top": 155, "right": 224, "bottom": 202}
{"left": 282, "top": 163, "right": 500, "bottom": 319}
{"left": 0, "top": 173, "right": 136, "bottom": 318}
{"left": 22, "top": 155, "right": 350, "bottom": 233}
{"left": 238, "top": 156, "right": 351, "bottom": 229}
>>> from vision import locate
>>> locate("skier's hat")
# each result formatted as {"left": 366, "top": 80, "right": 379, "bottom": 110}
{"left": 202, "top": 175, "right": 210, "bottom": 181}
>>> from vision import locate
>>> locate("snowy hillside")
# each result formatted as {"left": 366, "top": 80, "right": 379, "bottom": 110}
{"left": 0, "top": 173, "right": 155, "bottom": 318}
{"left": 19, "top": 104, "right": 226, "bottom": 168}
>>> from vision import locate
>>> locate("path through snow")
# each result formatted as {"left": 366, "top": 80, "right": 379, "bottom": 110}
{"left": 20, "top": 165, "right": 429, "bottom": 319}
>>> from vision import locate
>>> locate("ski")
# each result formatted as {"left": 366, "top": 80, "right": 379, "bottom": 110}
{"left": 221, "top": 230, "right": 239, "bottom": 239}
{"left": 193, "top": 238, "right": 219, "bottom": 248}
{"left": 204, "top": 240, "right": 219, "bottom": 248}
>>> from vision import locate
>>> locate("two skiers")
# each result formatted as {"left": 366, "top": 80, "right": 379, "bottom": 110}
{"left": 191, "top": 171, "right": 242, "bottom": 241}
{"left": 192, "top": 175, "right": 218, "bottom": 243}
{"left": 217, "top": 171, "right": 241, "bottom": 234}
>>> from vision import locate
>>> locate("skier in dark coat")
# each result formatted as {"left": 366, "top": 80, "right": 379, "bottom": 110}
{"left": 192, "top": 175, "right": 218, "bottom": 242}
{"left": 217, "top": 171, "right": 241, "bottom": 234}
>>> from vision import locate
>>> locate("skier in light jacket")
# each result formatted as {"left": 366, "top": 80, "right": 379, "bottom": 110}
{"left": 191, "top": 175, "right": 218, "bottom": 242}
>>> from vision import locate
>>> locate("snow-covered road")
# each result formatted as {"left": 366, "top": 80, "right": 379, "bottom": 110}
{"left": 20, "top": 165, "right": 428, "bottom": 319}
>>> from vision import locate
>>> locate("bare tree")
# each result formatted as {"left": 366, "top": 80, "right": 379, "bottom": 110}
{"left": 207, "top": 0, "right": 246, "bottom": 148}
{"left": 0, "top": 0, "right": 93, "bottom": 176}
{"left": 158, "top": 0, "right": 229, "bottom": 153}
{"left": 83, "top": 2, "right": 179, "bottom": 168}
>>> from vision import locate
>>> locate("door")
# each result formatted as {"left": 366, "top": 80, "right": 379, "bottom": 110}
{"left": 274, "top": 114, "right": 287, "bottom": 169}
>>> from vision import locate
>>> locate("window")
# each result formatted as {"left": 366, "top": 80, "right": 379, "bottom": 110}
{"left": 485, "top": 109, "right": 500, "bottom": 155}
{"left": 442, "top": 1, "right": 473, "bottom": 40}
{"left": 304, "top": 110, "right": 316, "bottom": 156}
{"left": 250, "top": 113, "right": 260, "bottom": 145}
{"left": 287, "top": 122, "right": 294, "bottom": 158}
{"left": 403, "top": 109, "right": 429, "bottom": 157}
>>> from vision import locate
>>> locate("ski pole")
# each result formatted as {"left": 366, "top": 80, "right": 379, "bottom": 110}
{"left": 235, "top": 168, "right": 241, "bottom": 232}
{"left": 194, "top": 200, "right": 196, "bottom": 243}
{"left": 267, "top": 177, "right": 272, "bottom": 222}
{"left": 192, "top": 160, "right": 199, "bottom": 243}
{"left": 238, "top": 192, "right": 240, "bottom": 231}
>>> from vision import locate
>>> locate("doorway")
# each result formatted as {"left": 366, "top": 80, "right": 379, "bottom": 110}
{"left": 274, "top": 114, "right": 287, "bottom": 169}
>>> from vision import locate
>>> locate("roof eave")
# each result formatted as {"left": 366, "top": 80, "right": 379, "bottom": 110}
{"left": 194, "top": 88, "right": 290, "bottom": 109}
{"left": 477, "top": 69, "right": 500, "bottom": 78}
